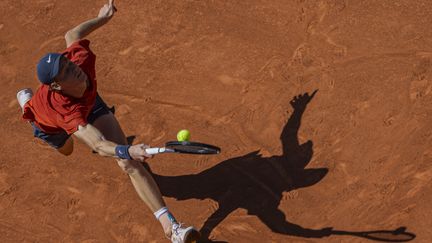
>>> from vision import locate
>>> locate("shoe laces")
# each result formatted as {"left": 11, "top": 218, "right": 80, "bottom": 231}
{"left": 172, "top": 222, "right": 183, "bottom": 235}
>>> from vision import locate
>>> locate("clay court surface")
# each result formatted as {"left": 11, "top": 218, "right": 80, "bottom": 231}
{"left": 1, "top": 0, "right": 432, "bottom": 242}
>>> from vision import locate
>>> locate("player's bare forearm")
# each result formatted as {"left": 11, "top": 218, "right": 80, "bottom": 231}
{"left": 73, "top": 124, "right": 152, "bottom": 161}
{"left": 94, "top": 139, "right": 117, "bottom": 156}
{"left": 73, "top": 124, "right": 116, "bottom": 156}
{"left": 65, "top": 17, "right": 109, "bottom": 43}
{"left": 65, "top": 0, "right": 116, "bottom": 47}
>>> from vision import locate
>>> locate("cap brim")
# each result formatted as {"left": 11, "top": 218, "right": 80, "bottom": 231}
{"left": 50, "top": 55, "right": 63, "bottom": 81}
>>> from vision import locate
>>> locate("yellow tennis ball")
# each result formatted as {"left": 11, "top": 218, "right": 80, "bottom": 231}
{"left": 177, "top": 129, "right": 190, "bottom": 142}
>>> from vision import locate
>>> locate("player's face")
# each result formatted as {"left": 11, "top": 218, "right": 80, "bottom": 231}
{"left": 54, "top": 57, "right": 89, "bottom": 97}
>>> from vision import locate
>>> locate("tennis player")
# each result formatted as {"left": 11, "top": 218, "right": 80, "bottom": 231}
{"left": 17, "top": 1, "right": 199, "bottom": 242}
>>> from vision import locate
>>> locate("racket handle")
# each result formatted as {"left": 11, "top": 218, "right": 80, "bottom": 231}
{"left": 145, "top": 147, "right": 165, "bottom": 155}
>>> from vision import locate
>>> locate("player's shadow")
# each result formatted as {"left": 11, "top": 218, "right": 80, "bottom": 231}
{"left": 145, "top": 90, "right": 415, "bottom": 242}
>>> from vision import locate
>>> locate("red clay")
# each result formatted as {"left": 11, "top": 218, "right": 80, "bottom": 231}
{"left": 1, "top": 0, "right": 431, "bottom": 242}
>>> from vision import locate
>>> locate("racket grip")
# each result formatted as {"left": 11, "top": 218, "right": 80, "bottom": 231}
{"left": 145, "top": 147, "right": 165, "bottom": 155}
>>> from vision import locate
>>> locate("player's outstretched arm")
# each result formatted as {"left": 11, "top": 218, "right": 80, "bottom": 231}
{"left": 65, "top": 0, "right": 117, "bottom": 47}
{"left": 73, "top": 123, "right": 152, "bottom": 162}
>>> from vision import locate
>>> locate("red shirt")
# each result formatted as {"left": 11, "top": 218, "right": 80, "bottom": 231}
{"left": 23, "top": 39, "right": 97, "bottom": 135}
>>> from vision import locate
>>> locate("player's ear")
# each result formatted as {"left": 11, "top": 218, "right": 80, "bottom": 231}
{"left": 50, "top": 81, "right": 61, "bottom": 91}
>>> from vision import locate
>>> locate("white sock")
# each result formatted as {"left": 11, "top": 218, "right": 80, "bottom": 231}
{"left": 154, "top": 207, "right": 178, "bottom": 225}
{"left": 154, "top": 207, "right": 169, "bottom": 220}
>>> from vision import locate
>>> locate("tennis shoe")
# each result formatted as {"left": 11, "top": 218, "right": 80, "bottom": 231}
{"left": 17, "top": 88, "right": 33, "bottom": 112}
{"left": 170, "top": 223, "right": 200, "bottom": 243}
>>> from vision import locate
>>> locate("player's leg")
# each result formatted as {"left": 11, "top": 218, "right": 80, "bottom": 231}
{"left": 89, "top": 95, "right": 199, "bottom": 241}
{"left": 31, "top": 122, "right": 74, "bottom": 155}
{"left": 57, "top": 136, "right": 74, "bottom": 155}
{"left": 91, "top": 111, "right": 166, "bottom": 211}
{"left": 91, "top": 112, "right": 197, "bottom": 239}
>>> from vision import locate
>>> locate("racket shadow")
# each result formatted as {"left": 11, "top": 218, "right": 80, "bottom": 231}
{"left": 145, "top": 90, "right": 415, "bottom": 242}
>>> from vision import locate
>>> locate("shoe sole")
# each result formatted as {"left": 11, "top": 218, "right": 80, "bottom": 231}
{"left": 184, "top": 229, "right": 201, "bottom": 243}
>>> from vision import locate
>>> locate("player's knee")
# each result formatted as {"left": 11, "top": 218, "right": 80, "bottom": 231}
{"left": 57, "top": 139, "right": 74, "bottom": 156}
{"left": 59, "top": 149, "right": 73, "bottom": 156}
{"left": 117, "top": 159, "right": 139, "bottom": 174}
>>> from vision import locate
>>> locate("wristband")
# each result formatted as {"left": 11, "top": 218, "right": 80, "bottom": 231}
{"left": 115, "top": 145, "right": 132, "bottom": 160}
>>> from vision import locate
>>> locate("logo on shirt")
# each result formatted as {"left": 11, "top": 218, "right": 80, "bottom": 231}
{"left": 46, "top": 55, "right": 52, "bottom": 63}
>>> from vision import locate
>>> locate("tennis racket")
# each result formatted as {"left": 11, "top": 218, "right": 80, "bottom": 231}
{"left": 145, "top": 141, "right": 221, "bottom": 155}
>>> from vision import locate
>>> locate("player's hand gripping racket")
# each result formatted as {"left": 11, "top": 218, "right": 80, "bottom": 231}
{"left": 145, "top": 141, "right": 221, "bottom": 155}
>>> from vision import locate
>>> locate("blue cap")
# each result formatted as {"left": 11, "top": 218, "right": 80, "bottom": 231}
{"left": 36, "top": 53, "right": 62, "bottom": 84}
